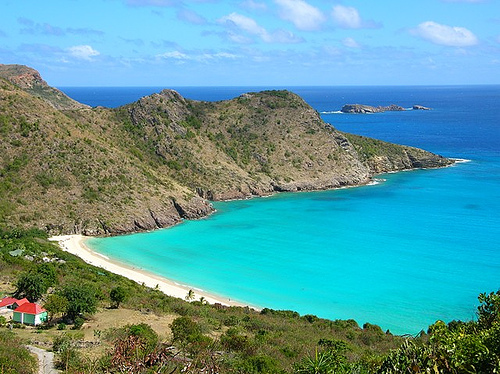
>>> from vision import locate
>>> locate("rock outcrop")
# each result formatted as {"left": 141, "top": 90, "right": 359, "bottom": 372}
{"left": 413, "top": 105, "right": 431, "bottom": 110}
{"left": 341, "top": 104, "right": 405, "bottom": 113}
{"left": 0, "top": 64, "right": 88, "bottom": 110}
{"left": 341, "top": 103, "right": 432, "bottom": 113}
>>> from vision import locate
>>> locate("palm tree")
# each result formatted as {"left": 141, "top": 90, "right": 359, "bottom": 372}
{"left": 295, "top": 349, "right": 336, "bottom": 374}
{"left": 185, "top": 289, "right": 195, "bottom": 301}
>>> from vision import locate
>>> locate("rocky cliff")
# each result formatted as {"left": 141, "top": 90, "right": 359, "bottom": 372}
{"left": 0, "top": 65, "right": 453, "bottom": 235}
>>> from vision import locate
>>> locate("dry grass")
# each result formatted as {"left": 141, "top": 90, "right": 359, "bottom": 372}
{"left": 9, "top": 307, "right": 178, "bottom": 360}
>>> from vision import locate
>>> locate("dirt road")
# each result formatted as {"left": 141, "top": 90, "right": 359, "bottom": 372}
{"left": 27, "top": 345, "right": 60, "bottom": 374}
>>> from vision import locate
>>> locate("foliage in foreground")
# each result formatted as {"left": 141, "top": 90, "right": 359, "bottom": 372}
{"left": 378, "top": 290, "right": 500, "bottom": 373}
{"left": 0, "top": 330, "right": 37, "bottom": 374}
{"left": 1, "top": 229, "right": 499, "bottom": 373}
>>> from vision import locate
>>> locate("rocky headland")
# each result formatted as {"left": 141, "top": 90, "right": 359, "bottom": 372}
{"left": 341, "top": 103, "right": 431, "bottom": 113}
{"left": 0, "top": 65, "right": 452, "bottom": 235}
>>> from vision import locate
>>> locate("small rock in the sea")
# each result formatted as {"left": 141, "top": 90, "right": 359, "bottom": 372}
{"left": 412, "top": 105, "right": 431, "bottom": 110}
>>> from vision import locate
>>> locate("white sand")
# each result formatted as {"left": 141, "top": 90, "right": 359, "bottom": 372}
{"left": 49, "top": 235, "right": 254, "bottom": 309}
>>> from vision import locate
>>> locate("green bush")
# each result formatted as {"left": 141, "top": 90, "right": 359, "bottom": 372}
{"left": 170, "top": 316, "right": 202, "bottom": 344}
{"left": 110, "top": 286, "right": 128, "bottom": 308}
{"left": 73, "top": 317, "right": 84, "bottom": 329}
{"left": 0, "top": 330, "right": 37, "bottom": 374}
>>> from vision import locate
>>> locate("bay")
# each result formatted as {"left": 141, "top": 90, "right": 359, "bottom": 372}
{"left": 63, "top": 85, "right": 500, "bottom": 335}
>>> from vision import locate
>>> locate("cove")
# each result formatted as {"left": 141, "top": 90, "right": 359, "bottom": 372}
{"left": 87, "top": 158, "right": 499, "bottom": 335}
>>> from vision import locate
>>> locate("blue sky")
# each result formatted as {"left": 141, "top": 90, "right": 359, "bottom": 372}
{"left": 1, "top": 0, "right": 499, "bottom": 86}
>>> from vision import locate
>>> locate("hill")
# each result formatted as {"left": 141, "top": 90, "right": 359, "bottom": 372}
{"left": 0, "top": 64, "right": 88, "bottom": 110}
{"left": 0, "top": 65, "right": 453, "bottom": 235}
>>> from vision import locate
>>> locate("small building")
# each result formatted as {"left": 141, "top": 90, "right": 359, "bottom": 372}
{"left": 0, "top": 297, "right": 29, "bottom": 310}
{"left": 12, "top": 302, "right": 48, "bottom": 326}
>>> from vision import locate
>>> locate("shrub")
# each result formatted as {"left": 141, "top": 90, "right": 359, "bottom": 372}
{"left": 170, "top": 316, "right": 202, "bottom": 344}
{"left": 73, "top": 317, "right": 84, "bottom": 330}
{"left": 0, "top": 330, "right": 37, "bottom": 374}
{"left": 110, "top": 286, "right": 128, "bottom": 308}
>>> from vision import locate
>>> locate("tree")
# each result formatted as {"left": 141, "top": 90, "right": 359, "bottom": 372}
{"left": 13, "top": 264, "right": 58, "bottom": 302}
{"left": 110, "top": 286, "right": 128, "bottom": 308}
{"left": 44, "top": 294, "right": 69, "bottom": 321}
{"left": 36, "top": 263, "right": 57, "bottom": 288}
{"left": 14, "top": 272, "right": 47, "bottom": 302}
{"left": 60, "top": 283, "right": 99, "bottom": 320}
{"left": 185, "top": 289, "right": 195, "bottom": 301}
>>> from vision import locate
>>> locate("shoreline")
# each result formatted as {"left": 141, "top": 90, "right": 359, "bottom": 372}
{"left": 47, "top": 160, "right": 464, "bottom": 315}
{"left": 49, "top": 235, "right": 257, "bottom": 309}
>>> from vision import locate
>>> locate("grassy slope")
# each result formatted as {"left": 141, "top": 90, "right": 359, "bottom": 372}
{"left": 0, "top": 79, "right": 211, "bottom": 235}
{"left": 0, "top": 76, "right": 451, "bottom": 235}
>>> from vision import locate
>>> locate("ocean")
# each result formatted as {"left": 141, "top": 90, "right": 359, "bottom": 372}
{"left": 60, "top": 85, "right": 500, "bottom": 335}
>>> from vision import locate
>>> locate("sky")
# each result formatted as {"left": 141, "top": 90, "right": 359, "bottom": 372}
{"left": 1, "top": 0, "right": 499, "bottom": 86}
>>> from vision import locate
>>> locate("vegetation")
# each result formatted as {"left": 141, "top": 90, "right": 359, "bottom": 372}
{"left": 0, "top": 66, "right": 465, "bottom": 373}
{"left": 14, "top": 262, "right": 56, "bottom": 301}
{"left": 378, "top": 292, "right": 500, "bottom": 373}
{"left": 0, "top": 330, "right": 37, "bottom": 374}
{"left": 110, "top": 286, "right": 128, "bottom": 308}
{"left": 0, "top": 229, "right": 499, "bottom": 373}
{"left": 0, "top": 65, "right": 451, "bottom": 235}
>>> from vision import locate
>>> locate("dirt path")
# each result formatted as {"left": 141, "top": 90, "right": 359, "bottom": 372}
{"left": 27, "top": 345, "right": 60, "bottom": 374}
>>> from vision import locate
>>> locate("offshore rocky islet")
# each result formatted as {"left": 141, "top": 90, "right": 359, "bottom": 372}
{"left": 0, "top": 64, "right": 452, "bottom": 236}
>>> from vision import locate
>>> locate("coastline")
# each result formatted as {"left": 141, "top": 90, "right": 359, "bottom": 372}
{"left": 49, "top": 235, "right": 256, "bottom": 309}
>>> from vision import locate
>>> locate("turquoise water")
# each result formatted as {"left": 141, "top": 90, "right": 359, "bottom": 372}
{"left": 82, "top": 86, "right": 500, "bottom": 335}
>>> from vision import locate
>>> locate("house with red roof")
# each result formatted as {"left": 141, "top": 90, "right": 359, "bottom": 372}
{"left": 0, "top": 297, "right": 29, "bottom": 310}
{"left": 12, "top": 302, "right": 48, "bottom": 325}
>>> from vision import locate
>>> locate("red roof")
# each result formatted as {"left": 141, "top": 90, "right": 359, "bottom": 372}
{"left": 14, "top": 302, "right": 46, "bottom": 315}
{"left": 16, "top": 298, "right": 29, "bottom": 306}
{"left": 0, "top": 297, "right": 29, "bottom": 308}
{"left": 0, "top": 297, "right": 18, "bottom": 308}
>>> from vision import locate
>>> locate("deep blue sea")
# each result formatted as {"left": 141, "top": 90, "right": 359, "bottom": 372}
{"left": 60, "top": 85, "right": 500, "bottom": 335}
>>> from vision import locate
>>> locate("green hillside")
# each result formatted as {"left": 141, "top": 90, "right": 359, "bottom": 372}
{"left": 0, "top": 65, "right": 452, "bottom": 235}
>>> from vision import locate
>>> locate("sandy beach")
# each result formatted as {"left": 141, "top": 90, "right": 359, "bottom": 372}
{"left": 49, "top": 235, "right": 253, "bottom": 309}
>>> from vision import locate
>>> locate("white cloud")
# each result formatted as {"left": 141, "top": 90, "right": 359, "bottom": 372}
{"left": 157, "top": 50, "right": 239, "bottom": 62}
{"left": 159, "top": 51, "right": 189, "bottom": 60}
{"left": 412, "top": 21, "right": 479, "bottom": 47}
{"left": 218, "top": 12, "right": 303, "bottom": 43}
{"left": 342, "top": 37, "right": 360, "bottom": 48}
{"left": 269, "top": 29, "right": 303, "bottom": 43}
{"left": 240, "top": 0, "right": 267, "bottom": 11}
{"left": 68, "top": 45, "right": 100, "bottom": 60}
{"left": 275, "top": 0, "right": 325, "bottom": 31}
{"left": 332, "top": 5, "right": 361, "bottom": 29}
{"left": 219, "top": 12, "right": 268, "bottom": 38}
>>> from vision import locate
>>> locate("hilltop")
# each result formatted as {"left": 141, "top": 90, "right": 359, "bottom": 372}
{"left": 0, "top": 65, "right": 452, "bottom": 235}
{"left": 0, "top": 64, "right": 88, "bottom": 110}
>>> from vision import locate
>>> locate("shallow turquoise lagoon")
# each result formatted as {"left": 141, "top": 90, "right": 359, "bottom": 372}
{"left": 87, "top": 157, "right": 499, "bottom": 335}
{"left": 82, "top": 85, "right": 500, "bottom": 335}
